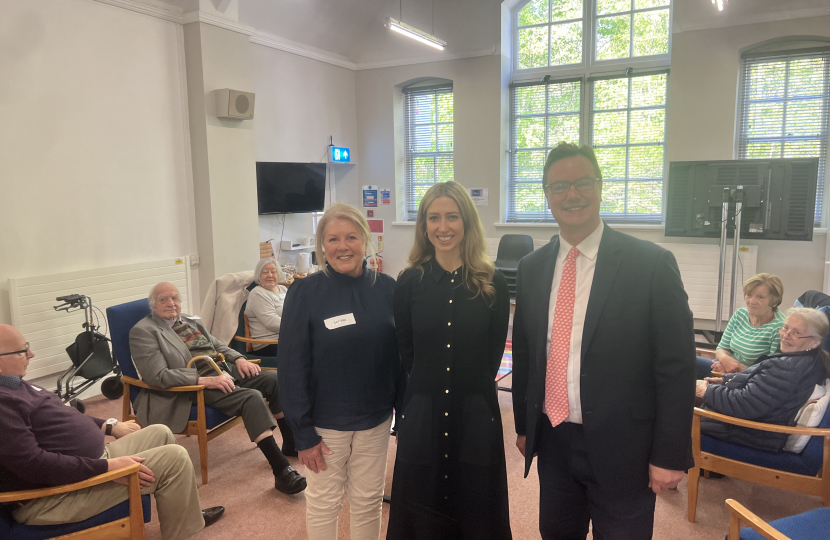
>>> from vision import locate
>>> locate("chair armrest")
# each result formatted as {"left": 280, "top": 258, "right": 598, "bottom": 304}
{"left": 696, "top": 347, "right": 717, "bottom": 360}
{"left": 233, "top": 336, "right": 279, "bottom": 345}
{"left": 0, "top": 463, "right": 142, "bottom": 503}
{"left": 725, "top": 499, "right": 790, "bottom": 540}
{"left": 694, "top": 407, "right": 830, "bottom": 437}
{"left": 121, "top": 375, "right": 205, "bottom": 393}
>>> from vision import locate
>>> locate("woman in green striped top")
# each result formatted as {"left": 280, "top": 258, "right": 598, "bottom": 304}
{"left": 696, "top": 273, "right": 786, "bottom": 378}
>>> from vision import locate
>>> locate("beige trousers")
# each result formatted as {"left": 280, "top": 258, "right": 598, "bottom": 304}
{"left": 306, "top": 415, "right": 393, "bottom": 540}
{"left": 14, "top": 424, "right": 204, "bottom": 540}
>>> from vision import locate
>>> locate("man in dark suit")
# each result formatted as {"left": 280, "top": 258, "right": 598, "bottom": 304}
{"left": 512, "top": 143, "right": 695, "bottom": 539}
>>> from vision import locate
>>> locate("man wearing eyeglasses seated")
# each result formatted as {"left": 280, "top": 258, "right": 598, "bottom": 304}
{"left": 0, "top": 324, "right": 224, "bottom": 539}
{"left": 129, "top": 282, "right": 306, "bottom": 495}
{"left": 697, "top": 307, "right": 829, "bottom": 452}
{"left": 512, "top": 143, "right": 696, "bottom": 540}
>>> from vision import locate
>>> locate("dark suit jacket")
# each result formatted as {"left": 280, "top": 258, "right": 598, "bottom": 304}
{"left": 512, "top": 224, "right": 696, "bottom": 495}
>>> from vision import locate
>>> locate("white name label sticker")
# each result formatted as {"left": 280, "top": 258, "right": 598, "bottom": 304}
{"left": 324, "top": 313, "right": 356, "bottom": 330}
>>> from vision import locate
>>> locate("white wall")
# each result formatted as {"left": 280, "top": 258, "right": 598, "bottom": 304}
{"left": 250, "top": 43, "right": 359, "bottom": 266}
{"left": 0, "top": 0, "right": 194, "bottom": 326}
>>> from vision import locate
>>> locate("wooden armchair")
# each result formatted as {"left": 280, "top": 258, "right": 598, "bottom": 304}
{"left": 0, "top": 462, "right": 148, "bottom": 540}
{"left": 688, "top": 407, "right": 830, "bottom": 522}
{"left": 107, "top": 299, "right": 254, "bottom": 485}
{"left": 725, "top": 498, "right": 830, "bottom": 540}
{"left": 230, "top": 284, "right": 278, "bottom": 369}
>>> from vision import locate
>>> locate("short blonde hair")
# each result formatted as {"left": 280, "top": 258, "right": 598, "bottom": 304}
{"left": 315, "top": 203, "right": 377, "bottom": 277}
{"left": 743, "top": 273, "right": 784, "bottom": 312}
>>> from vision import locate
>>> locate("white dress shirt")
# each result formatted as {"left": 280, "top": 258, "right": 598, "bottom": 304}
{"left": 545, "top": 221, "right": 604, "bottom": 424}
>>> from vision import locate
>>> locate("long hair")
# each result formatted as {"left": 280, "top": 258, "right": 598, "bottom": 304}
{"left": 315, "top": 202, "right": 378, "bottom": 280}
{"left": 405, "top": 182, "right": 495, "bottom": 304}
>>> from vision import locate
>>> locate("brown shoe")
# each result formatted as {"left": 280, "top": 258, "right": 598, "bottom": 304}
{"left": 202, "top": 506, "right": 225, "bottom": 527}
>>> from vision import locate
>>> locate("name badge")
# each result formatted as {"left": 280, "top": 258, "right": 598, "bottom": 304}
{"left": 324, "top": 313, "right": 356, "bottom": 330}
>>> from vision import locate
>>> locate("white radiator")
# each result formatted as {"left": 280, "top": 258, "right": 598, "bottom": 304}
{"left": 487, "top": 238, "right": 757, "bottom": 322}
{"left": 9, "top": 257, "right": 193, "bottom": 380}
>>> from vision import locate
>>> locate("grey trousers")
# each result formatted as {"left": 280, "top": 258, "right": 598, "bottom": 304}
{"left": 202, "top": 366, "right": 279, "bottom": 441}
{"left": 14, "top": 425, "right": 204, "bottom": 540}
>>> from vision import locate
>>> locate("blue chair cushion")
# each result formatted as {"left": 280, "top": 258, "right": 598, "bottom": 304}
{"left": 739, "top": 507, "right": 830, "bottom": 540}
{"left": 189, "top": 404, "right": 235, "bottom": 429}
{"left": 2, "top": 494, "right": 151, "bottom": 540}
{"left": 106, "top": 299, "right": 152, "bottom": 381}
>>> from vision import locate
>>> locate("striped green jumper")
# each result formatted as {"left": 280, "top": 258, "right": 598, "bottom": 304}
{"left": 717, "top": 307, "right": 785, "bottom": 367}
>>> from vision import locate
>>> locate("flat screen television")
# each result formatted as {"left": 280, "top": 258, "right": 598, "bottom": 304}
{"left": 256, "top": 162, "right": 326, "bottom": 214}
{"left": 665, "top": 158, "right": 818, "bottom": 241}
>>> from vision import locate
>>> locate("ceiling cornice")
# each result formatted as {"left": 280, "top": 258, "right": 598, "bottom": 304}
{"left": 93, "top": 0, "right": 182, "bottom": 23}
{"left": 675, "top": 6, "right": 830, "bottom": 33}
{"left": 354, "top": 47, "right": 498, "bottom": 71}
{"left": 180, "top": 10, "right": 255, "bottom": 36}
{"left": 250, "top": 32, "right": 357, "bottom": 70}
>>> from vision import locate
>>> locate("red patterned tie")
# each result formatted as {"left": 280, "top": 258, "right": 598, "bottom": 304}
{"left": 545, "top": 247, "right": 579, "bottom": 426}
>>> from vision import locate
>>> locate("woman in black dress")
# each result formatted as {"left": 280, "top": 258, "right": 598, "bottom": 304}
{"left": 386, "top": 181, "right": 512, "bottom": 540}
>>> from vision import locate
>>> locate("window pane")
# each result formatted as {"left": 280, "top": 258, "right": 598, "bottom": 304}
{"left": 593, "top": 111, "right": 628, "bottom": 144}
{"left": 551, "top": 0, "right": 582, "bottom": 21}
{"left": 516, "top": 117, "right": 547, "bottom": 148}
{"left": 748, "top": 62, "right": 786, "bottom": 100}
{"left": 548, "top": 114, "right": 581, "bottom": 144}
{"left": 412, "top": 125, "right": 437, "bottom": 152}
{"left": 595, "top": 147, "right": 627, "bottom": 179}
{"left": 630, "top": 74, "right": 667, "bottom": 107}
{"left": 549, "top": 82, "right": 581, "bottom": 113}
{"left": 405, "top": 88, "right": 453, "bottom": 220}
{"left": 596, "top": 15, "right": 630, "bottom": 60}
{"left": 597, "top": 0, "right": 629, "bottom": 15}
{"left": 515, "top": 86, "right": 547, "bottom": 115}
{"left": 746, "top": 102, "right": 783, "bottom": 138}
{"left": 516, "top": 150, "right": 547, "bottom": 182}
{"left": 412, "top": 95, "right": 434, "bottom": 123}
{"left": 593, "top": 78, "right": 628, "bottom": 110}
{"left": 633, "top": 9, "right": 669, "bottom": 57}
{"left": 436, "top": 156, "right": 454, "bottom": 181}
{"left": 635, "top": 0, "right": 669, "bottom": 9}
{"left": 437, "top": 124, "right": 453, "bottom": 152}
{"left": 412, "top": 156, "right": 433, "bottom": 181}
{"left": 600, "top": 181, "right": 626, "bottom": 212}
{"left": 627, "top": 181, "right": 662, "bottom": 213}
{"left": 789, "top": 58, "right": 825, "bottom": 98}
{"left": 784, "top": 139, "right": 822, "bottom": 157}
{"left": 629, "top": 109, "right": 665, "bottom": 143}
{"left": 518, "top": 26, "right": 549, "bottom": 69}
{"left": 515, "top": 182, "right": 548, "bottom": 213}
{"left": 629, "top": 145, "right": 663, "bottom": 178}
{"left": 437, "top": 93, "right": 453, "bottom": 122}
{"left": 550, "top": 21, "right": 583, "bottom": 65}
{"left": 519, "top": 0, "right": 548, "bottom": 26}
{"left": 744, "top": 142, "right": 781, "bottom": 159}
{"left": 785, "top": 100, "right": 823, "bottom": 137}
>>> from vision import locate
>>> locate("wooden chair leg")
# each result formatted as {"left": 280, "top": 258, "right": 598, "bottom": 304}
{"left": 703, "top": 469, "right": 711, "bottom": 479}
{"left": 196, "top": 391, "right": 209, "bottom": 485}
{"left": 121, "top": 383, "right": 132, "bottom": 422}
{"left": 688, "top": 466, "right": 701, "bottom": 522}
{"left": 128, "top": 470, "right": 146, "bottom": 540}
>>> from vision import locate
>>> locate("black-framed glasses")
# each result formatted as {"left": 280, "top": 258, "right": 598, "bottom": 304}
{"left": 0, "top": 342, "right": 29, "bottom": 357}
{"left": 543, "top": 177, "right": 599, "bottom": 195}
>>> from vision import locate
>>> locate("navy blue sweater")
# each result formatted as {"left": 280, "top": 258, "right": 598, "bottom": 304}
{"left": 277, "top": 264, "right": 403, "bottom": 451}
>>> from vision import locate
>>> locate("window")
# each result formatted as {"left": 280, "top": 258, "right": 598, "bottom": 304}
{"left": 515, "top": 0, "right": 670, "bottom": 71}
{"left": 508, "top": 0, "right": 671, "bottom": 223}
{"left": 403, "top": 85, "right": 454, "bottom": 221}
{"left": 508, "top": 72, "right": 668, "bottom": 222}
{"left": 737, "top": 48, "right": 830, "bottom": 224}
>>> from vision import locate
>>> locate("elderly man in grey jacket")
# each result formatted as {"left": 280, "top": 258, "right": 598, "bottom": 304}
{"left": 129, "top": 282, "right": 305, "bottom": 495}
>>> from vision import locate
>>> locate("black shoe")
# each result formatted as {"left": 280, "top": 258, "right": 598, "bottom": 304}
{"left": 275, "top": 465, "right": 307, "bottom": 495}
{"left": 202, "top": 506, "right": 225, "bottom": 527}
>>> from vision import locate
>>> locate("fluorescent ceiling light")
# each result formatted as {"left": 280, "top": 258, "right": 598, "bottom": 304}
{"left": 385, "top": 17, "right": 446, "bottom": 50}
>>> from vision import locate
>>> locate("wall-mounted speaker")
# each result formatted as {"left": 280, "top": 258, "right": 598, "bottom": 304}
{"left": 215, "top": 88, "right": 255, "bottom": 119}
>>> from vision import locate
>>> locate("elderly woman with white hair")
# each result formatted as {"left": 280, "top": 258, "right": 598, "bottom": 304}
{"left": 245, "top": 257, "right": 288, "bottom": 358}
{"left": 697, "top": 307, "right": 830, "bottom": 452}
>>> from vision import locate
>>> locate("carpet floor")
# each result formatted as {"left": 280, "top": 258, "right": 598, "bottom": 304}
{"left": 85, "top": 378, "right": 823, "bottom": 540}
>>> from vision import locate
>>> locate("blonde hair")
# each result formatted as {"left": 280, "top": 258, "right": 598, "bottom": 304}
{"left": 405, "top": 182, "right": 495, "bottom": 304}
{"left": 315, "top": 203, "right": 377, "bottom": 278}
{"left": 744, "top": 273, "right": 784, "bottom": 312}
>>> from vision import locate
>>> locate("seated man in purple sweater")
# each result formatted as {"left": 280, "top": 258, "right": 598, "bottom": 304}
{"left": 0, "top": 324, "right": 225, "bottom": 540}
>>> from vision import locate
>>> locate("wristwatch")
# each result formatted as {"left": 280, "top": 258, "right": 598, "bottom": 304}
{"left": 105, "top": 418, "right": 118, "bottom": 436}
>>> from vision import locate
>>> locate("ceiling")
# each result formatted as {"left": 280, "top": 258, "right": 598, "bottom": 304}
{"left": 147, "top": 0, "right": 830, "bottom": 66}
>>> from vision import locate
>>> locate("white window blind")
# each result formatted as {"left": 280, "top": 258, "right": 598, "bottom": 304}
{"left": 737, "top": 48, "right": 830, "bottom": 224}
{"left": 403, "top": 85, "right": 454, "bottom": 221}
{"left": 508, "top": 78, "right": 582, "bottom": 222}
{"left": 589, "top": 71, "right": 668, "bottom": 222}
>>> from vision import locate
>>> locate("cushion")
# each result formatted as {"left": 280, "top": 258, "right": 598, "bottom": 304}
{"left": 5, "top": 494, "right": 151, "bottom": 540}
{"left": 739, "top": 507, "right": 830, "bottom": 540}
{"left": 784, "top": 379, "right": 830, "bottom": 453}
{"left": 188, "top": 404, "right": 235, "bottom": 429}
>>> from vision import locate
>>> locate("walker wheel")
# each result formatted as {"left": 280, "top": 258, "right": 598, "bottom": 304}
{"left": 101, "top": 376, "right": 124, "bottom": 400}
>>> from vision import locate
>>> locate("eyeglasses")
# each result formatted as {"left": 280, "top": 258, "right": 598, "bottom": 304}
{"left": 157, "top": 295, "right": 181, "bottom": 304}
{"left": 779, "top": 325, "right": 813, "bottom": 340}
{"left": 0, "top": 342, "right": 29, "bottom": 357}
{"left": 543, "top": 177, "right": 599, "bottom": 195}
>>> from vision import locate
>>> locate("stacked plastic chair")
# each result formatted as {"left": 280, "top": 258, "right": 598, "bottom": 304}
{"left": 494, "top": 235, "right": 535, "bottom": 299}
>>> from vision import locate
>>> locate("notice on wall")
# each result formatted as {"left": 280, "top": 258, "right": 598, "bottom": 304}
{"left": 467, "top": 188, "right": 489, "bottom": 206}
{"left": 363, "top": 185, "right": 378, "bottom": 207}
{"left": 368, "top": 219, "right": 384, "bottom": 234}
{"left": 377, "top": 235, "right": 384, "bottom": 253}
{"left": 381, "top": 189, "right": 391, "bottom": 205}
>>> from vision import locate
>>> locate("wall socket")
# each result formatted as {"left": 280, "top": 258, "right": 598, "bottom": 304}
{"left": 191, "top": 255, "right": 200, "bottom": 266}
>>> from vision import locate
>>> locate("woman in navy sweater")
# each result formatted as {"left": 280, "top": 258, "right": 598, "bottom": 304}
{"left": 277, "top": 203, "right": 403, "bottom": 540}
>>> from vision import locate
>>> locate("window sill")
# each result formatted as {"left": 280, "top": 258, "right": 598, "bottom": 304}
{"left": 494, "top": 222, "right": 665, "bottom": 231}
